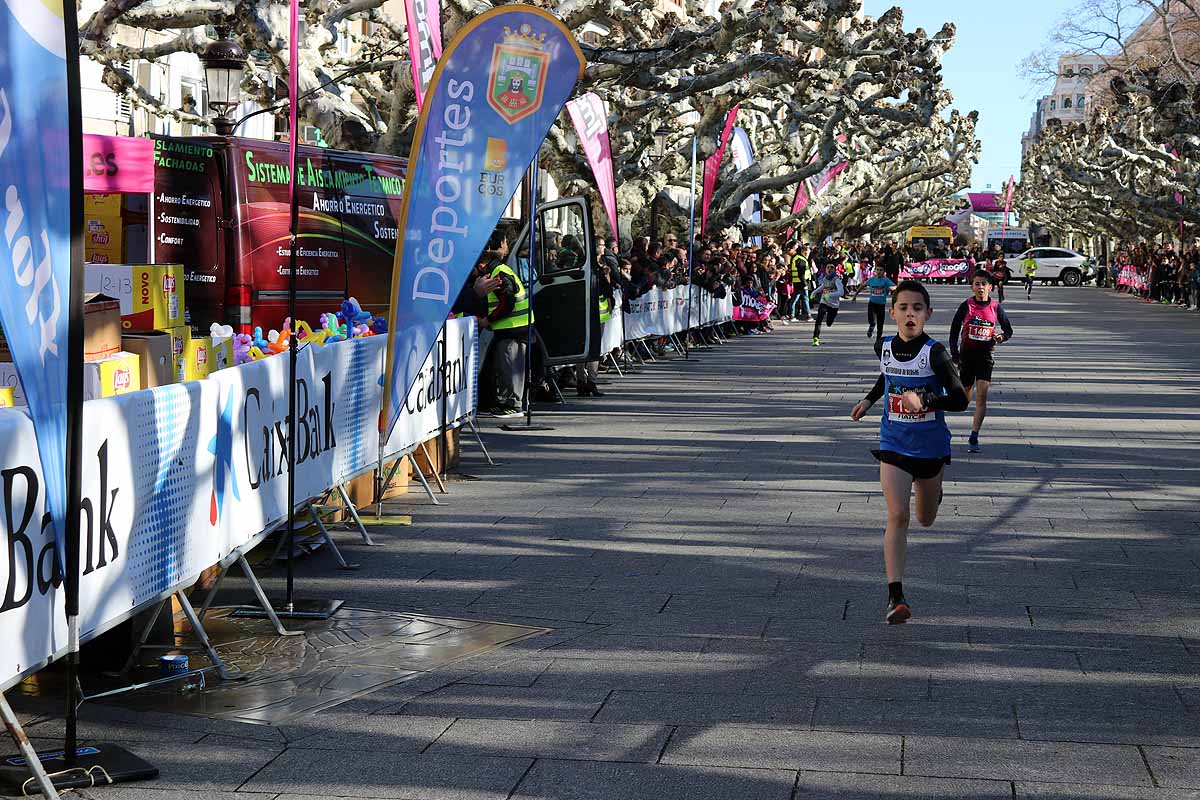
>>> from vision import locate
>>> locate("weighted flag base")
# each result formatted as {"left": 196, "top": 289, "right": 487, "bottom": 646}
{"left": 232, "top": 598, "right": 344, "bottom": 620}
{"left": 0, "top": 743, "right": 157, "bottom": 794}
{"left": 501, "top": 422, "right": 555, "bottom": 431}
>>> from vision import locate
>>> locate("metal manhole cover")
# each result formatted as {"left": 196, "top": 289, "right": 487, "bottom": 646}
{"left": 115, "top": 608, "right": 549, "bottom": 725}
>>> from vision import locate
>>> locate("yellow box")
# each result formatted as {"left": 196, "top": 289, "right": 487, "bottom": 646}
{"left": 83, "top": 352, "right": 141, "bottom": 400}
{"left": 179, "top": 337, "right": 210, "bottom": 382}
{"left": 84, "top": 215, "right": 123, "bottom": 264}
{"left": 84, "top": 264, "right": 185, "bottom": 331}
{"left": 0, "top": 387, "right": 14, "bottom": 407}
{"left": 84, "top": 194, "right": 122, "bottom": 216}
{"left": 0, "top": 363, "right": 23, "bottom": 406}
{"left": 208, "top": 337, "right": 235, "bottom": 373}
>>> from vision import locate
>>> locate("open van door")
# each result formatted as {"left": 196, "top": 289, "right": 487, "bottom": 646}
{"left": 509, "top": 196, "right": 600, "bottom": 366}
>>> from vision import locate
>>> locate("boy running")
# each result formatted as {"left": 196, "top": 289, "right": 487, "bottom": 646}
{"left": 949, "top": 271, "right": 1013, "bottom": 454}
{"left": 811, "top": 262, "right": 844, "bottom": 347}
{"left": 851, "top": 281, "right": 969, "bottom": 624}
{"left": 1021, "top": 253, "right": 1037, "bottom": 299}
{"left": 864, "top": 264, "right": 896, "bottom": 343}
{"left": 991, "top": 257, "right": 1007, "bottom": 304}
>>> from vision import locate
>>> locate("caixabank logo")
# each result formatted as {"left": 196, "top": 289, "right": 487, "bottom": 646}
{"left": 487, "top": 24, "right": 549, "bottom": 124}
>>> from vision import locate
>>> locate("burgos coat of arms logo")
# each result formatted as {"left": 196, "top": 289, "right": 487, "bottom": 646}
{"left": 488, "top": 23, "right": 550, "bottom": 124}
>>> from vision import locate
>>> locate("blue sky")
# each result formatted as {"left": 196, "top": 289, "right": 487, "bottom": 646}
{"left": 862, "top": 0, "right": 1076, "bottom": 190}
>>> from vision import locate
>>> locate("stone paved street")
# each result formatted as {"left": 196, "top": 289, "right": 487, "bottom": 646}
{"left": 24, "top": 285, "right": 1200, "bottom": 799}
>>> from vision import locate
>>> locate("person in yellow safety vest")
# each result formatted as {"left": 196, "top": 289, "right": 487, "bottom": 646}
{"left": 788, "top": 246, "right": 811, "bottom": 321}
{"left": 481, "top": 231, "right": 531, "bottom": 418}
{"left": 1021, "top": 253, "right": 1038, "bottom": 300}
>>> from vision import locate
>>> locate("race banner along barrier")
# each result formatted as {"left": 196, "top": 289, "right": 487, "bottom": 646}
{"left": 382, "top": 317, "right": 478, "bottom": 460}
{"left": 901, "top": 258, "right": 976, "bottom": 280}
{"left": 1115, "top": 265, "right": 1149, "bottom": 292}
{"left": 614, "top": 286, "right": 734, "bottom": 342}
{"left": 0, "top": 320, "right": 477, "bottom": 692}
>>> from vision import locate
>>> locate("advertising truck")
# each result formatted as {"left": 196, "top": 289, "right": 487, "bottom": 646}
{"left": 149, "top": 134, "right": 599, "bottom": 366}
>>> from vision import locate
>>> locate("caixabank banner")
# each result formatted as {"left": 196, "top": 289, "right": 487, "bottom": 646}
{"left": 0, "top": 323, "right": 476, "bottom": 690}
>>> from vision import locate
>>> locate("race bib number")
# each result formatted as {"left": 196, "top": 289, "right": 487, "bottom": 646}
{"left": 871, "top": 286, "right": 886, "bottom": 296}
{"left": 966, "top": 320, "right": 994, "bottom": 342}
{"left": 887, "top": 392, "right": 929, "bottom": 424}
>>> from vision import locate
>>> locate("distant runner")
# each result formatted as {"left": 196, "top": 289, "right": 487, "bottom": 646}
{"left": 949, "top": 270, "right": 1013, "bottom": 454}
{"left": 864, "top": 263, "right": 895, "bottom": 345}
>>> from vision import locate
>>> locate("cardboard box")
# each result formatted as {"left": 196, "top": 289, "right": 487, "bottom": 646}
{"left": 0, "top": 363, "right": 21, "bottom": 405}
{"left": 178, "top": 336, "right": 209, "bottom": 382}
{"left": 84, "top": 217, "right": 123, "bottom": 264}
{"left": 121, "top": 332, "right": 174, "bottom": 389}
{"left": 208, "top": 336, "right": 234, "bottom": 372}
{"left": 84, "top": 194, "right": 122, "bottom": 216}
{"left": 83, "top": 352, "right": 141, "bottom": 400}
{"left": 84, "top": 264, "right": 185, "bottom": 331}
{"left": 84, "top": 292, "right": 122, "bottom": 362}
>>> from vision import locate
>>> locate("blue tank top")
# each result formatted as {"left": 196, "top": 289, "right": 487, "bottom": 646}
{"left": 878, "top": 336, "right": 951, "bottom": 459}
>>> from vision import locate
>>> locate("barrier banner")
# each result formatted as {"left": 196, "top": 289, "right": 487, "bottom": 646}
{"left": 0, "top": 326, "right": 482, "bottom": 691}
{"left": 566, "top": 92, "right": 618, "bottom": 238}
{"left": 1116, "top": 265, "right": 1148, "bottom": 292}
{"left": 385, "top": 5, "right": 583, "bottom": 442}
{"left": 405, "top": 0, "right": 444, "bottom": 110}
{"left": 382, "top": 317, "right": 477, "bottom": 460}
{"left": 0, "top": 0, "right": 75, "bottom": 561}
{"left": 619, "top": 286, "right": 733, "bottom": 340}
{"left": 700, "top": 105, "right": 739, "bottom": 235}
{"left": 732, "top": 295, "right": 775, "bottom": 322}
{"left": 901, "top": 258, "right": 975, "bottom": 279}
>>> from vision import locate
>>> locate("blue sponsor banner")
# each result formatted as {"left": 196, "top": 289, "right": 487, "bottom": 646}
{"left": 384, "top": 5, "right": 584, "bottom": 437}
{"left": 0, "top": 1, "right": 73, "bottom": 556}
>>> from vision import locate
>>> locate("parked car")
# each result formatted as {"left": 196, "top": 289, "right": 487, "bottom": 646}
{"left": 1004, "top": 247, "right": 1095, "bottom": 286}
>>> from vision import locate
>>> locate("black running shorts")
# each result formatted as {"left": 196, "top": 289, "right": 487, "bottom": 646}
{"left": 957, "top": 349, "right": 994, "bottom": 385}
{"left": 872, "top": 449, "right": 950, "bottom": 480}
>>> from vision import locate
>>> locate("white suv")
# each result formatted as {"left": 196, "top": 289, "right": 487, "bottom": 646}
{"left": 1008, "top": 247, "right": 1094, "bottom": 286}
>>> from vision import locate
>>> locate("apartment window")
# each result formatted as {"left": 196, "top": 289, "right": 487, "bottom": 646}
{"left": 1063, "top": 96, "right": 1072, "bottom": 109}
{"left": 1079, "top": 66, "right": 1092, "bottom": 76}
{"left": 1077, "top": 95, "right": 1086, "bottom": 109}
{"left": 1049, "top": 99, "right": 1056, "bottom": 110}
{"left": 1063, "top": 68, "right": 1075, "bottom": 77}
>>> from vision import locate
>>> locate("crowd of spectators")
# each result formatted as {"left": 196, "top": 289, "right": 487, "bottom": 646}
{"left": 1108, "top": 242, "right": 1200, "bottom": 308}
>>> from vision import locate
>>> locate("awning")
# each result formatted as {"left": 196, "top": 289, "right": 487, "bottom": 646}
{"left": 83, "top": 134, "right": 154, "bottom": 194}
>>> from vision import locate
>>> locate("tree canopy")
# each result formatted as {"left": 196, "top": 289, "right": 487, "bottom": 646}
{"left": 81, "top": 0, "right": 979, "bottom": 241}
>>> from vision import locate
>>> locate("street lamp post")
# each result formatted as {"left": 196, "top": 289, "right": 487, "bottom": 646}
{"left": 200, "top": 27, "right": 246, "bottom": 135}
{"left": 649, "top": 126, "right": 670, "bottom": 244}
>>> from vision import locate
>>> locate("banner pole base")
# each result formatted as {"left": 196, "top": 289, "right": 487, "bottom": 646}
{"left": 500, "top": 421, "right": 556, "bottom": 432}
{"left": 0, "top": 741, "right": 157, "bottom": 796}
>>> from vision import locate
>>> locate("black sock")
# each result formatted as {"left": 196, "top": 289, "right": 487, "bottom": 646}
{"left": 888, "top": 581, "right": 904, "bottom": 603}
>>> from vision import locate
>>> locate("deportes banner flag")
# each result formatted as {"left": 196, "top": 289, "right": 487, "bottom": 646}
{"left": 729, "top": 127, "right": 762, "bottom": 247}
{"left": 566, "top": 92, "right": 618, "bottom": 238}
{"left": 0, "top": 0, "right": 74, "bottom": 558}
{"left": 384, "top": 6, "right": 584, "bottom": 440}
{"left": 406, "top": 0, "right": 445, "bottom": 110}
{"left": 699, "top": 105, "right": 739, "bottom": 235}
